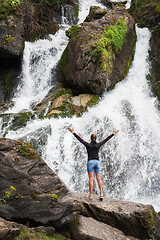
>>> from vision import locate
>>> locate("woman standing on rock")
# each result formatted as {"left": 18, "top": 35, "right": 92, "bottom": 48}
{"left": 68, "top": 127, "right": 119, "bottom": 201}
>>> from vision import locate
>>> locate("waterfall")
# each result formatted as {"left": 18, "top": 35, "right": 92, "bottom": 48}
{"left": 1, "top": 0, "right": 160, "bottom": 212}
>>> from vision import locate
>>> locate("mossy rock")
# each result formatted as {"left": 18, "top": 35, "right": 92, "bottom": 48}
{"left": 16, "top": 141, "right": 37, "bottom": 159}
{"left": 15, "top": 226, "right": 71, "bottom": 240}
{"left": 8, "top": 112, "right": 35, "bottom": 131}
{"left": 60, "top": 6, "right": 136, "bottom": 95}
{"left": 66, "top": 24, "right": 81, "bottom": 39}
{"left": 85, "top": 6, "right": 107, "bottom": 22}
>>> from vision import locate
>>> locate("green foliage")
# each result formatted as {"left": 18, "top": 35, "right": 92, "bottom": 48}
{"left": 133, "top": 0, "right": 160, "bottom": 14}
{"left": 87, "top": 95, "right": 99, "bottom": 107}
{"left": 66, "top": 24, "right": 81, "bottom": 39}
{"left": 15, "top": 227, "right": 68, "bottom": 240}
{"left": 91, "top": 18, "right": 127, "bottom": 72}
{"left": 48, "top": 193, "right": 59, "bottom": 200}
{"left": 105, "top": 19, "right": 127, "bottom": 53}
{"left": 0, "top": 186, "right": 22, "bottom": 206}
{"left": 134, "top": 0, "right": 142, "bottom": 14}
{"left": 154, "top": 0, "right": 160, "bottom": 13}
{"left": 3, "top": 34, "right": 15, "bottom": 46}
{"left": 9, "top": 112, "right": 33, "bottom": 131}
{"left": 17, "top": 142, "right": 37, "bottom": 159}
{"left": 0, "top": 0, "right": 20, "bottom": 20}
{"left": 55, "top": 88, "right": 72, "bottom": 99}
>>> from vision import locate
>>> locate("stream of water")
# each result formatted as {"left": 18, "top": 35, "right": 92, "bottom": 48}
{"left": 1, "top": 0, "right": 160, "bottom": 212}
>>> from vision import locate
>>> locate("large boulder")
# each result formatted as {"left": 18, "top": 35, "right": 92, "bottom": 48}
{"left": 60, "top": 5, "right": 135, "bottom": 95}
{"left": 0, "top": 138, "right": 79, "bottom": 227}
{"left": 69, "top": 192, "right": 160, "bottom": 240}
{"left": 70, "top": 215, "right": 138, "bottom": 240}
{"left": 129, "top": 0, "right": 160, "bottom": 100}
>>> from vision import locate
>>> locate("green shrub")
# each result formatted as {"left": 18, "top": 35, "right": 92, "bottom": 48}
{"left": 17, "top": 142, "right": 37, "bottom": 159}
{"left": 0, "top": 186, "right": 22, "bottom": 206}
{"left": 3, "top": 34, "right": 15, "bottom": 46}
{"left": 0, "top": 0, "right": 20, "bottom": 20}
{"left": 91, "top": 18, "right": 127, "bottom": 72}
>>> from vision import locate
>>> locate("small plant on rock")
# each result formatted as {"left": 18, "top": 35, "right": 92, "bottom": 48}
{"left": 17, "top": 142, "right": 37, "bottom": 159}
{"left": 3, "top": 34, "right": 15, "bottom": 46}
{"left": 0, "top": 185, "right": 22, "bottom": 206}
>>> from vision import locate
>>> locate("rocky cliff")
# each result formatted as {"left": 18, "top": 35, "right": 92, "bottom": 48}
{"left": 0, "top": 138, "right": 160, "bottom": 240}
{"left": 129, "top": 0, "right": 160, "bottom": 100}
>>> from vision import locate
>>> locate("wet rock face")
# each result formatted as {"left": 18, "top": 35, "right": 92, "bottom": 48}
{"left": 0, "top": 138, "right": 78, "bottom": 227}
{"left": 129, "top": 0, "right": 160, "bottom": 100}
{"left": 129, "top": 0, "right": 160, "bottom": 29}
{"left": 149, "top": 28, "right": 160, "bottom": 100}
{"left": 60, "top": 5, "right": 135, "bottom": 95}
{"left": 0, "top": 13, "right": 24, "bottom": 101}
{"left": 0, "top": 15, "right": 24, "bottom": 59}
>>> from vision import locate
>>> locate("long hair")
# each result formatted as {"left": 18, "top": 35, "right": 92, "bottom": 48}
{"left": 91, "top": 134, "right": 97, "bottom": 141}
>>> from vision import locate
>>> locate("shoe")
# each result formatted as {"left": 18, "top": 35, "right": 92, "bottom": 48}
{"left": 99, "top": 195, "right": 103, "bottom": 201}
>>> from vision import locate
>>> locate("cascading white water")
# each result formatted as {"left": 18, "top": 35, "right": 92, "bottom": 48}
{"left": 8, "top": 20, "right": 71, "bottom": 113}
{"left": 1, "top": 0, "right": 160, "bottom": 212}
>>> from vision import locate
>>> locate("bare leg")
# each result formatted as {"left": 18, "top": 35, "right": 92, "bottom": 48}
{"left": 96, "top": 173, "right": 103, "bottom": 196}
{"left": 88, "top": 172, "right": 94, "bottom": 197}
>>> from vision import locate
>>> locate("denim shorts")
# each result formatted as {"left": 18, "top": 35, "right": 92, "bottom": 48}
{"left": 87, "top": 160, "right": 100, "bottom": 174}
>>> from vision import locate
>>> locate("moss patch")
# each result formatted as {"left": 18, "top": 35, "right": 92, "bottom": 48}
{"left": 87, "top": 95, "right": 99, "bottom": 107}
{"left": 90, "top": 18, "right": 127, "bottom": 72}
{"left": 130, "top": 0, "right": 160, "bottom": 19}
{"left": 9, "top": 112, "right": 34, "bottom": 131}
{"left": 66, "top": 24, "right": 81, "bottom": 39}
{"left": 135, "top": 208, "right": 160, "bottom": 237}
{"left": 55, "top": 88, "right": 73, "bottom": 99}
{"left": 48, "top": 193, "right": 59, "bottom": 200}
{"left": 17, "top": 142, "right": 37, "bottom": 159}
{"left": 15, "top": 227, "right": 70, "bottom": 240}
{"left": 132, "top": 0, "right": 143, "bottom": 14}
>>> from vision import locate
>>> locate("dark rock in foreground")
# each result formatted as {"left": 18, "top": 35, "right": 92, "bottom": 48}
{"left": 69, "top": 193, "right": 160, "bottom": 240}
{"left": 0, "top": 138, "right": 78, "bottom": 227}
{"left": 70, "top": 215, "right": 138, "bottom": 240}
{"left": 0, "top": 138, "right": 160, "bottom": 240}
